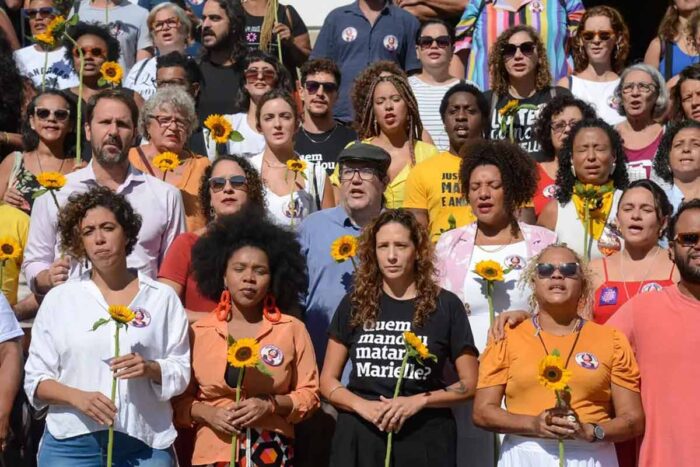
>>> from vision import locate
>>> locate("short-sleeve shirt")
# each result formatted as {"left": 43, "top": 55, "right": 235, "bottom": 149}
{"left": 310, "top": 1, "right": 421, "bottom": 122}
{"left": 197, "top": 59, "right": 243, "bottom": 122}
{"left": 329, "top": 289, "right": 477, "bottom": 400}
{"left": 295, "top": 124, "right": 357, "bottom": 176}
{"left": 13, "top": 45, "right": 78, "bottom": 90}
{"left": 0, "top": 293, "right": 23, "bottom": 343}
{"left": 478, "top": 318, "right": 640, "bottom": 424}
{"left": 0, "top": 204, "right": 29, "bottom": 306}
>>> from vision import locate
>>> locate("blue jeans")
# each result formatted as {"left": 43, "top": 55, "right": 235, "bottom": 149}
{"left": 38, "top": 429, "right": 175, "bottom": 467}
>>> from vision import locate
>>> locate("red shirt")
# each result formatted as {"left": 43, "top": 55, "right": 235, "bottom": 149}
{"left": 533, "top": 164, "right": 558, "bottom": 217}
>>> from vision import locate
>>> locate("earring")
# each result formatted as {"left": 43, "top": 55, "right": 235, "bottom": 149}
{"left": 263, "top": 293, "right": 282, "bottom": 323}
{"left": 571, "top": 164, "right": 576, "bottom": 178}
{"left": 609, "top": 163, "right": 616, "bottom": 176}
{"left": 372, "top": 118, "right": 379, "bottom": 135}
{"left": 215, "top": 289, "right": 232, "bottom": 321}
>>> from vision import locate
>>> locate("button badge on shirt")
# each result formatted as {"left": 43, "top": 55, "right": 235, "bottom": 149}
{"left": 504, "top": 255, "right": 526, "bottom": 271}
{"left": 131, "top": 308, "right": 151, "bottom": 328}
{"left": 575, "top": 352, "right": 599, "bottom": 370}
{"left": 641, "top": 282, "right": 663, "bottom": 293}
{"left": 342, "top": 27, "right": 358, "bottom": 42}
{"left": 261, "top": 344, "right": 284, "bottom": 366}
{"left": 383, "top": 35, "right": 398, "bottom": 52}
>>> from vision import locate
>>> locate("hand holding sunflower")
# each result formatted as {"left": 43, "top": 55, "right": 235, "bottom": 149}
{"left": 538, "top": 349, "right": 574, "bottom": 467}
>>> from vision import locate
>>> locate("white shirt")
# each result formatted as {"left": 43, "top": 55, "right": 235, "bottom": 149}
{"left": 13, "top": 45, "right": 79, "bottom": 90}
{"left": 124, "top": 56, "right": 157, "bottom": 101}
{"left": 408, "top": 75, "right": 463, "bottom": 151}
{"left": 0, "top": 293, "right": 23, "bottom": 343}
{"left": 24, "top": 271, "right": 190, "bottom": 449}
{"left": 22, "top": 162, "right": 186, "bottom": 293}
{"left": 570, "top": 76, "right": 625, "bottom": 126}
{"left": 203, "top": 113, "right": 266, "bottom": 161}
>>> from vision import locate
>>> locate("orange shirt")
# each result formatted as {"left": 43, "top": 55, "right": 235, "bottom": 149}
{"left": 128, "top": 148, "right": 210, "bottom": 232}
{"left": 478, "top": 319, "right": 640, "bottom": 424}
{"left": 173, "top": 312, "right": 320, "bottom": 465}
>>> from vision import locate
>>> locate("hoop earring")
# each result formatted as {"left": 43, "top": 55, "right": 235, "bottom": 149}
{"left": 609, "top": 163, "right": 616, "bottom": 176}
{"left": 263, "top": 293, "right": 282, "bottom": 323}
{"left": 571, "top": 164, "right": 576, "bottom": 178}
{"left": 215, "top": 289, "right": 232, "bottom": 321}
{"left": 372, "top": 118, "right": 379, "bottom": 135}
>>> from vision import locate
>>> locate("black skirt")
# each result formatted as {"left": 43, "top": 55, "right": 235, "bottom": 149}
{"left": 330, "top": 408, "right": 456, "bottom": 467}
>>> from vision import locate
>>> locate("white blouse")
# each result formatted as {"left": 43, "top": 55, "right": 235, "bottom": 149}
{"left": 24, "top": 271, "right": 190, "bottom": 449}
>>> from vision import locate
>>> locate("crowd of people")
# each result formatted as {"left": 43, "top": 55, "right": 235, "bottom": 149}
{"left": 0, "top": 0, "right": 699, "bottom": 466}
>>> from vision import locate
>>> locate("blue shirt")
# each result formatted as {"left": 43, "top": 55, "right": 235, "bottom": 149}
{"left": 299, "top": 206, "right": 360, "bottom": 368}
{"left": 310, "top": 1, "right": 421, "bottom": 123}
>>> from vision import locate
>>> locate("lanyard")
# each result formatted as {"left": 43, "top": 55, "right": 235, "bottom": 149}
{"left": 533, "top": 314, "right": 585, "bottom": 368}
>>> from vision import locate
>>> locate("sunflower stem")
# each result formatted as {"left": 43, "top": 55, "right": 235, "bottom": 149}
{"left": 487, "top": 281, "right": 495, "bottom": 326}
{"left": 274, "top": 0, "right": 283, "bottom": 64}
{"left": 384, "top": 351, "right": 409, "bottom": 467}
{"left": 583, "top": 202, "right": 590, "bottom": 261}
{"left": 64, "top": 33, "right": 83, "bottom": 164}
{"left": 0, "top": 259, "right": 6, "bottom": 294}
{"left": 349, "top": 256, "right": 357, "bottom": 271}
{"left": 106, "top": 323, "right": 120, "bottom": 467}
{"left": 231, "top": 367, "right": 245, "bottom": 465}
{"left": 41, "top": 51, "right": 49, "bottom": 92}
{"left": 48, "top": 189, "right": 60, "bottom": 211}
{"left": 555, "top": 391, "right": 565, "bottom": 467}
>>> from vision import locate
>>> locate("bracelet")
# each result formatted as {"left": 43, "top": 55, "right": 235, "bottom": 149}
{"left": 328, "top": 385, "right": 344, "bottom": 403}
{"left": 267, "top": 394, "right": 278, "bottom": 415}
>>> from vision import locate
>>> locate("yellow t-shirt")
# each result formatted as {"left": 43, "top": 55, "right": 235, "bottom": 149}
{"left": 0, "top": 204, "right": 29, "bottom": 305}
{"left": 478, "top": 319, "right": 640, "bottom": 424}
{"left": 403, "top": 151, "right": 476, "bottom": 242}
{"left": 331, "top": 139, "right": 440, "bottom": 209}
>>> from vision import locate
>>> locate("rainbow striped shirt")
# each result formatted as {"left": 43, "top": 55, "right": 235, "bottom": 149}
{"left": 455, "top": 0, "right": 584, "bottom": 90}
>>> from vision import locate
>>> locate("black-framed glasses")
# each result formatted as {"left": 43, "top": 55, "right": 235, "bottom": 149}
{"left": 304, "top": 80, "right": 338, "bottom": 94}
{"left": 35, "top": 107, "right": 70, "bottom": 121}
{"left": 621, "top": 82, "right": 657, "bottom": 95}
{"left": 536, "top": 262, "right": 580, "bottom": 278}
{"left": 23, "top": 7, "right": 57, "bottom": 18}
{"left": 502, "top": 41, "right": 536, "bottom": 58}
{"left": 417, "top": 35, "right": 452, "bottom": 50}
{"left": 209, "top": 175, "right": 248, "bottom": 192}
{"left": 244, "top": 68, "right": 277, "bottom": 85}
{"left": 339, "top": 167, "right": 378, "bottom": 182}
{"left": 153, "top": 17, "right": 180, "bottom": 32}
{"left": 149, "top": 115, "right": 188, "bottom": 130}
{"left": 674, "top": 232, "right": 700, "bottom": 247}
{"left": 551, "top": 119, "right": 581, "bottom": 134}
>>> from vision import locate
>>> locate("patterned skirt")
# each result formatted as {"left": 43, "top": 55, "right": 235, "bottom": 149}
{"left": 205, "top": 428, "right": 294, "bottom": 467}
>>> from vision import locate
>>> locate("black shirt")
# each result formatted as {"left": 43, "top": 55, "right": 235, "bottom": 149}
{"left": 295, "top": 124, "right": 357, "bottom": 175}
{"left": 197, "top": 58, "right": 242, "bottom": 123}
{"left": 329, "top": 289, "right": 477, "bottom": 401}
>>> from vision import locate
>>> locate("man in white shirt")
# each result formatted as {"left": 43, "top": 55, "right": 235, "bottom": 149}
{"left": 0, "top": 294, "right": 23, "bottom": 455}
{"left": 22, "top": 89, "right": 185, "bottom": 296}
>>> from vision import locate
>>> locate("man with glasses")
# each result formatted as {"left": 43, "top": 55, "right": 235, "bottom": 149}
{"left": 295, "top": 59, "right": 356, "bottom": 176}
{"left": 296, "top": 142, "right": 389, "bottom": 466}
{"left": 14, "top": 0, "right": 78, "bottom": 89}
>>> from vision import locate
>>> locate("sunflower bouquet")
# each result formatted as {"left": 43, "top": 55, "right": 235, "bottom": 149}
{"left": 473, "top": 260, "right": 511, "bottom": 326}
{"left": 384, "top": 332, "right": 437, "bottom": 467}
{"left": 153, "top": 152, "right": 181, "bottom": 181}
{"left": 538, "top": 349, "right": 573, "bottom": 467}
{"left": 98, "top": 61, "right": 123, "bottom": 88}
{"left": 34, "top": 171, "right": 67, "bottom": 210}
{"left": 285, "top": 159, "right": 308, "bottom": 227}
{"left": 91, "top": 305, "right": 136, "bottom": 467}
{"left": 572, "top": 181, "right": 615, "bottom": 260}
{"left": 0, "top": 237, "right": 22, "bottom": 296}
{"left": 330, "top": 235, "right": 358, "bottom": 269}
{"left": 203, "top": 114, "right": 244, "bottom": 159}
{"left": 226, "top": 336, "right": 271, "bottom": 465}
{"left": 498, "top": 99, "right": 539, "bottom": 143}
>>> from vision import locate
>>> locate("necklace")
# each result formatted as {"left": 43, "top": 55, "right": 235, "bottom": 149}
{"left": 619, "top": 246, "right": 660, "bottom": 300}
{"left": 474, "top": 227, "right": 516, "bottom": 253}
{"left": 35, "top": 151, "right": 66, "bottom": 174}
{"left": 301, "top": 123, "right": 338, "bottom": 144}
{"left": 262, "top": 157, "right": 287, "bottom": 168}
{"left": 533, "top": 314, "right": 584, "bottom": 368}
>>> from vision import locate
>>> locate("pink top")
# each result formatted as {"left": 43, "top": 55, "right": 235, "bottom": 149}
{"left": 609, "top": 285, "right": 700, "bottom": 467}
{"left": 624, "top": 130, "right": 664, "bottom": 179}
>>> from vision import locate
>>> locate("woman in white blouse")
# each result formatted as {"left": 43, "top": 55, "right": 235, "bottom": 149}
{"left": 24, "top": 186, "right": 190, "bottom": 466}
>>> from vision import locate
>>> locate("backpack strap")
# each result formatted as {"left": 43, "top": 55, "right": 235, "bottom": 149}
{"left": 135, "top": 146, "right": 156, "bottom": 177}
{"left": 132, "top": 57, "right": 152, "bottom": 85}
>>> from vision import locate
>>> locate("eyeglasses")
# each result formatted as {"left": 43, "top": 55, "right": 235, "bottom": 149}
{"left": 339, "top": 167, "right": 379, "bottom": 182}
{"left": 551, "top": 119, "right": 581, "bottom": 134}
{"left": 23, "top": 7, "right": 57, "bottom": 18}
{"left": 72, "top": 47, "right": 106, "bottom": 59}
{"left": 621, "top": 82, "right": 657, "bottom": 95}
{"left": 244, "top": 68, "right": 277, "bottom": 85}
{"left": 156, "top": 78, "right": 189, "bottom": 87}
{"left": 674, "top": 232, "right": 700, "bottom": 247}
{"left": 34, "top": 107, "right": 70, "bottom": 121}
{"left": 535, "top": 262, "right": 580, "bottom": 278}
{"left": 417, "top": 35, "right": 452, "bottom": 50}
{"left": 153, "top": 17, "right": 180, "bottom": 32}
{"left": 580, "top": 29, "right": 615, "bottom": 42}
{"left": 502, "top": 41, "right": 536, "bottom": 58}
{"left": 149, "top": 115, "right": 188, "bottom": 130}
{"left": 208, "top": 175, "right": 248, "bottom": 192}
{"left": 304, "top": 80, "right": 338, "bottom": 94}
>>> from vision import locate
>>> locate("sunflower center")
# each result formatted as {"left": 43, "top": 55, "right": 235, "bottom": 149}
{"left": 213, "top": 124, "right": 225, "bottom": 137}
{"left": 235, "top": 347, "right": 252, "bottom": 361}
{"left": 545, "top": 367, "right": 562, "bottom": 381}
{"left": 1, "top": 244, "right": 14, "bottom": 254}
{"left": 339, "top": 244, "right": 351, "bottom": 255}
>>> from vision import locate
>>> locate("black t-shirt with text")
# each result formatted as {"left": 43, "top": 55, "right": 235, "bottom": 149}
{"left": 485, "top": 86, "right": 571, "bottom": 162}
{"left": 295, "top": 124, "right": 357, "bottom": 175}
{"left": 197, "top": 58, "right": 242, "bottom": 123}
{"left": 329, "top": 289, "right": 477, "bottom": 401}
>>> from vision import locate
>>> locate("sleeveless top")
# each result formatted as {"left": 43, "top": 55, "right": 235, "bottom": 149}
{"left": 593, "top": 257, "right": 675, "bottom": 324}
{"left": 659, "top": 40, "right": 699, "bottom": 80}
{"left": 624, "top": 129, "right": 664, "bottom": 181}
{"left": 7, "top": 152, "right": 42, "bottom": 214}
{"left": 554, "top": 189, "right": 623, "bottom": 261}
{"left": 570, "top": 76, "right": 625, "bottom": 126}
{"left": 533, "top": 163, "right": 558, "bottom": 217}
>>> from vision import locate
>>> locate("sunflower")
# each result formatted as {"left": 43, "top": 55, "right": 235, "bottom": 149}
{"left": 107, "top": 305, "right": 136, "bottom": 324}
{"left": 538, "top": 354, "right": 572, "bottom": 392}
{"left": 34, "top": 31, "right": 56, "bottom": 47}
{"left": 153, "top": 152, "right": 181, "bottom": 172}
{"left": 227, "top": 337, "right": 261, "bottom": 368}
{"left": 0, "top": 237, "right": 21, "bottom": 263}
{"left": 36, "top": 171, "right": 67, "bottom": 190}
{"left": 204, "top": 114, "right": 232, "bottom": 143}
{"left": 100, "top": 61, "right": 123, "bottom": 85}
{"left": 499, "top": 99, "right": 519, "bottom": 116}
{"left": 403, "top": 331, "right": 432, "bottom": 360}
{"left": 330, "top": 235, "right": 357, "bottom": 263}
{"left": 286, "top": 159, "right": 307, "bottom": 173}
{"left": 474, "top": 260, "right": 505, "bottom": 282}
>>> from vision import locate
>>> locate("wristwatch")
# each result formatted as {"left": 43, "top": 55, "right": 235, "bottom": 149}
{"left": 591, "top": 423, "right": 605, "bottom": 442}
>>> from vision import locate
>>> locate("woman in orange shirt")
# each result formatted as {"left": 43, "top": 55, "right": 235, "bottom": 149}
{"left": 473, "top": 244, "right": 644, "bottom": 466}
{"left": 173, "top": 212, "right": 319, "bottom": 466}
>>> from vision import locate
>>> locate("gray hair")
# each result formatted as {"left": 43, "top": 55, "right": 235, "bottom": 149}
{"left": 615, "top": 63, "right": 669, "bottom": 119}
{"left": 147, "top": 3, "right": 192, "bottom": 39}
{"left": 139, "top": 86, "right": 197, "bottom": 140}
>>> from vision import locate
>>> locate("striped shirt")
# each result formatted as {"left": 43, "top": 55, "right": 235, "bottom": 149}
{"left": 454, "top": 0, "right": 584, "bottom": 90}
{"left": 409, "top": 75, "right": 462, "bottom": 151}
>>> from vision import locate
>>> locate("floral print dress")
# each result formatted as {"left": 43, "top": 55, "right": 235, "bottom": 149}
{"left": 8, "top": 152, "right": 42, "bottom": 214}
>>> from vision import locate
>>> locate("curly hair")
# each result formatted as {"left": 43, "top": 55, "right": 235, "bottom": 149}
{"left": 572, "top": 6, "right": 630, "bottom": 74}
{"left": 350, "top": 209, "right": 439, "bottom": 329}
{"left": 653, "top": 119, "right": 700, "bottom": 184}
{"left": 0, "top": 31, "right": 24, "bottom": 134}
{"left": 58, "top": 186, "right": 142, "bottom": 261}
{"left": 671, "top": 63, "right": 700, "bottom": 121}
{"left": 235, "top": 50, "right": 294, "bottom": 111}
{"left": 657, "top": 0, "right": 683, "bottom": 42}
{"left": 350, "top": 60, "right": 406, "bottom": 134}
{"left": 138, "top": 86, "right": 197, "bottom": 139}
{"left": 519, "top": 243, "right": 594, "bottom": 319}
{"left": 534, "top": 95, "right": 597, "bottom": 160}
{"left": 199, "top": 154, "right": 266, "bottom": 222}
{"left": 555, "top": 118, "right": 629, "bottom": 204}
{"left": 615, "top": 64, "right": 669, "bottom": 119}
{"left": 22, "top": 90, "right": 77, "bottom": 155}
{"left": 192, "top": 209, "right": 308, "bottom": 316}
{"left": 200, "top": 0, "right": 247, "bottom": 64}
{"left": 63, "top": 22, "right": 121, "bottom": 70}
{"left": 459, "top": 140, "right": 537, "bottom": 235}
{"left": 300, "top": 58, "right": 341, "bottom": 87}
{"left": 488, "top": 25, "right": 551, "bottom": 97}
{"left": 439, "top": 82, "right": 489, "bottom": 124}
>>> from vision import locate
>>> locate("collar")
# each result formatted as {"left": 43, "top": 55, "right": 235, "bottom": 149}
{"left": 78, "top": 269, "right": 159, "bottom": 310}
{"left": 79, "top": 161, "right": 146, "bottom": 192}
{"left": 346, "top": 0, "right": 391, "bottom": 15}
{"left": 330, "top": 205, "right": 361, "bottom": 229}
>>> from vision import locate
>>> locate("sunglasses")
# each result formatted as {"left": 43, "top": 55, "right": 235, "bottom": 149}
{"left": 502, "top": 41, "right": 536, "bottom": 58}
{"left": 35, "top": 107, "right": 70, "bottom": 121}
{"left": 674, "top": 232, "right": 700, "bottom": 247}
{"left": 304, "top": 80, "right": 338, "bottom": 94}
{"left": 209, "top": 175, "right": 248, "bottom": 192}
{"left": 417, "top": 35, "right": 452, "bottom": 50}
{"left": 580, "top": 29, "right": 615, "bottom": 42}
{"left": 244, "top": 68, "right": 277, "bottom": 84}
{"left": 24, "top": 7, "right": 57, "bottom": 18}
{"left": 536, "top": 262, "right": 580, "bottom": 279}
{"left": 73, "top": 47, "right": 106, "bottom": 59}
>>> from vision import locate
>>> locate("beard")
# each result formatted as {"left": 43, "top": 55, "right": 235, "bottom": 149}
{"left": 92, "top": 136, "right": 128, "bottom": 166}
{"left": 202, "top": 29, "right": 228, "bottom": 51}
{"left": 675, "top": 247, "right": 700, "bottom": 284}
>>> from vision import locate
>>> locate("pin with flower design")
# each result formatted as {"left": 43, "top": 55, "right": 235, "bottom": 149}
{"left": 152, "top": 151, "right": 181, "bottom": 181}
{"left": 498, "top": 99, "right": 539, "bottom": 143}
{"left": 473, "top": 260, "right": 511, "bottom": 326}
{"left": 226, "top": 336, "right": 271, "bottom": 464}
{"left": 330, "top": 235, "right": 358, "bottom": 269}
{"left": 91, "top": 305, "right": 136, "bottom": 467}
{"left": 538, "top": 349, "right": 573, "bottom": 467}
{"left": 0, "top": 237, "right": 22, "bottom": 298}
{"left": 203, "top": 114, "right": 244, "bottom": 159}
{"left": 34, "top": 171, "right": 67, "bottom": 210}
{"left": 98, "top": 61, "right": 123, "bottom": 88}
{"left": 284, "top": 158, "right": 308, "bottom": 227}
{"left": 384, "top": 331, "right": 436, "bottom": 467}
